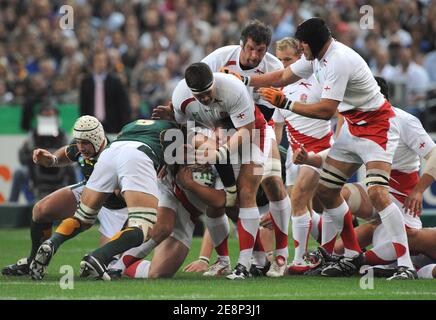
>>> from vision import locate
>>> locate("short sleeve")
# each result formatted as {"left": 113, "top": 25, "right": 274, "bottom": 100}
{"left": 272, "top": 109, "right": 285, "bottom": 123}
{"left": 402, "top": 115, "right": 436, "bottom": 158}
{"left": 290, "top": 56, "right": 314, "bottom": 80}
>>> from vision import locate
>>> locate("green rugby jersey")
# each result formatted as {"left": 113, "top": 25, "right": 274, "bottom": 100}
{"left": 115, "top": 119, "right": 178, "bottom": 170}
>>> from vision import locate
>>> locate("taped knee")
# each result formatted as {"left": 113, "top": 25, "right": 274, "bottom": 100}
{"left": 343, "top": 183, "right": 362, "bottom": 214}
{"left": 262, "top": 159, "right": 282, "bottom": 179}
{"left": 127, "top": 207, "right": 157, "bottom": 241}
{"left": 319, "top": 163, "right": 347, "bottom": 189}
{"left": 73, "top": 203, "right": 98, "bottom": 225}
{"left": 365, "top": 169, "right": 389, "bottom": 189}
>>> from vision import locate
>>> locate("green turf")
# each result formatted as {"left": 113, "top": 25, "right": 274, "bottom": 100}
{"left": 0, "top": 228, "right": 435, "bottom": 300}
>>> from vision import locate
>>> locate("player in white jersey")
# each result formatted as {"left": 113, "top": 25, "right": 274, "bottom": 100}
{"left": 161, "top": 62, "right": 271, "bottom": 280}
{"left": 202, "top": 20, "right": 292, "bottom": 277}
{"left": 295, "top": 77, "right": 436, "bottom": 279}
{"left": 271, "top": 37, "right": 333, "bottom": 274}
{"left": 231, "top": 17, "right": 416, "bottom": 279}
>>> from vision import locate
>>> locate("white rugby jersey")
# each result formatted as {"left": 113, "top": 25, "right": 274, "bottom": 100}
{"left": 272, "top": 75, "right": 332, "bottom": 153}
{"left": 172, "top": 72, "right": 255, "bottom": 129}
{"left": 202, "top": 45, "right": 284, "bottom": 109}
{"left": 290, "top": 40, "right": 385, "bottom": 114}
{"left": 389, "top": 107, "right": 435, "bottom": 199}
{"left": 158, "top": 167, "right": 212, "bottom": 220}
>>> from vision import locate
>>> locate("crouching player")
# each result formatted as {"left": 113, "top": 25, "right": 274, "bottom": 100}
{"left": 2, "top": 116, "right": 127, "bottom": 276}
{"left": 29, "top": 119, "right": 177, "bottom": 280}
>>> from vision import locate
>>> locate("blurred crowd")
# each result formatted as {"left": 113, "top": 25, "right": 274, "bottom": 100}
{"left": 0, "top": 0, "right": 435, "bottom": 130}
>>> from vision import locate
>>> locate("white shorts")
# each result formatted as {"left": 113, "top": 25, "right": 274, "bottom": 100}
{"left": 97, "top": 206, "right": 129, "bottom": 239}
{"left": 70, "top": 181, "right": 85, "bottom": 202}
{"left": 285, "top": 147, "right": 320, "bottom": 186}
{"left": 158, "top": 190, "right": 196, "bottom": 249}
{"left": 86, "top": 141, "right": 159, "bottom": 198}
{"left": 328, "top": 118, "right": 399, "bottom": 165}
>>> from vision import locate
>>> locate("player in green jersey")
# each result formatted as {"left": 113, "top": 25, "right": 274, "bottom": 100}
{"left": 29, "top": 119, "right": 178, "bottom": 281}
{"left": 2, "top": 116, "right": 128, "bottom": 277}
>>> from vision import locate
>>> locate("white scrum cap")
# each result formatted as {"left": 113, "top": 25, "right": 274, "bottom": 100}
{"left": 73, "top": 115, "right": 105, "bottom": 153}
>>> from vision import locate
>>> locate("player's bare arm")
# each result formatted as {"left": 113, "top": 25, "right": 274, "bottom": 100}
{"left": 404, "top": 147, "right": 436, "bottom": 216}
{"left": 175, "top": 166, "right": 226, "bottom": 208}
{"left": 249, "top": 67, "right": 300, "bottom": 88}
{"left": 259, "top": 87, "right": 339, "bottom": 120}
{"left": 32, "top": 146, "right": 73, "bottom": 168}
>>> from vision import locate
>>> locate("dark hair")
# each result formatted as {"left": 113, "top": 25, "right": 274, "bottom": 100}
{"left": 240, "top": 20, "right": 272, "bottom": 46}
{"left": 184, "top": 62, "right": 213, "bottom": 92}
{"left": 374, "top": 76, "right": 389, "bottom": 101}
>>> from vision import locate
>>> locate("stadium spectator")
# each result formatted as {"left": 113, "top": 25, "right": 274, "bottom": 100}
{"left": 0, "top": 0, "right": 435, "bottom": 128}
{"left": 79, "top": 49, "right": 131, "bottom": 133}
{"left": 390, "top": 46, "right": 431, "bottom": 115}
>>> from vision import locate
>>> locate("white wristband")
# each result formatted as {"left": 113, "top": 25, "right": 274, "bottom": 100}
{"left": 283, "top": 99, "right": 295, "bottom": 111}
{"left": 199, "top": 256, "right": 210, "bottom": 265}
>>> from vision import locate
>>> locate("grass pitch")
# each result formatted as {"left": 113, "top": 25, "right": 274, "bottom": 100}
{"left": 1, "top": 228, "right": 435, "bottom": 300}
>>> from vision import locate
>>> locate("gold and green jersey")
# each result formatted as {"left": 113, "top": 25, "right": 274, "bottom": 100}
{"left": 114, "top": 119, "right": 178, "bottom": 170}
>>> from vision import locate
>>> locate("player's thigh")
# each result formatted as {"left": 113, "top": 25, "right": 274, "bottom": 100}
{"left": 291, "top": 166, "right": 320, "bottom": 210}
{"left": 80, "top": 187, "right": 112, "bottom": 210}
{"left": 317, "top": 156, "right": 361, "bottom": 206}
{"left": 148, "top": 237, "right": 189, "bottom": 278}
{"left": 407, "top": 228, "right": 436, "bottom": 259}
{"left": 32, "top": 184, "right": 80, "bottom": 222}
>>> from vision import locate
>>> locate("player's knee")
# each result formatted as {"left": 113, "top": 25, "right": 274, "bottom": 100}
{"left": 316, "top": 184, "right": 340, "bottom": 207}
{"left": 32, "top": 200, "right": 50, "bottom": 222}
{"left": 261, "top": 176, "right": 286, "bottom": 200}
{"left": 406, "top": 228, "right": 418, "bottom": 242}
{"left": 238, "top": 185, "right": 258, "bottom": 203}
{"left": 340, "top": 186, "right": 351, "bottom": 202}
{"left": 367, "top": 186, "right": 390, "bottom": 210}
{"left": 148, "top": 270, "right": 172, "bottom": 279}
{"left": 152, "top": 224, "right": 172, "bottom": 243}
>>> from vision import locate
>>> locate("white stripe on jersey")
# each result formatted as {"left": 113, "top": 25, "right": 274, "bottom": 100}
{"left": 273, "top": 76, "right": 332, "bottom": 151}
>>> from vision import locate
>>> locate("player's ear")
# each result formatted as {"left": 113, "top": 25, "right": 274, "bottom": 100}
{"left": 239, "top": 39, "right": 243, "bottom": 47}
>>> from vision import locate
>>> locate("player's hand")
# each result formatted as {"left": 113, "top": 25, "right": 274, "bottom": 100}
{"left": 151, "top": 103, "right": 175, "bottom": 121}
{"left": 195, "top": 147, "right": 218, "bottom": 164}
{"left": 403, "top": 189, "right": 423, "bottom": 217}
{"left": 260, "top": 212, "right": 274, "bottom": 230}
{"left": 293, "top": 145, "right": 308, "bottom": 165}
{"left": 219, "top": 67, "right": 250, "bottom": 85}
{"left": 183, "top": 259, "right": 209, "bottom": 273}
{"left": 32, "top": 148, "right": 56, "bottom": 167}
{"left": 175, "top": 166, "right": 195, "bottom": 189}
{"left": 257, "top": 87, "right": 288, "bottom": 109}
